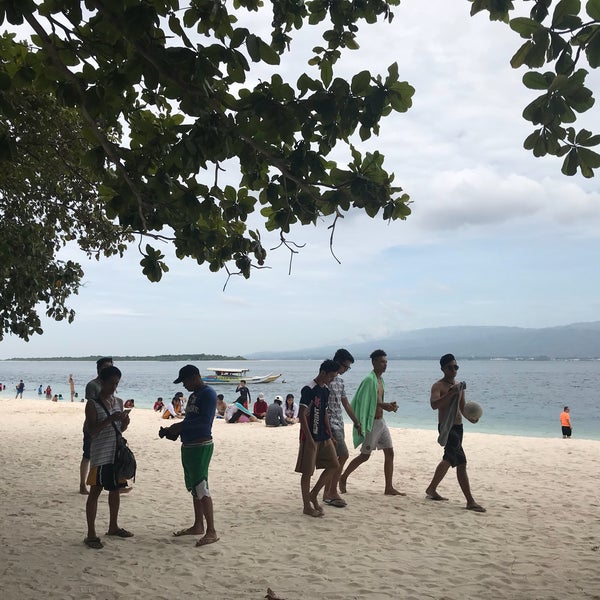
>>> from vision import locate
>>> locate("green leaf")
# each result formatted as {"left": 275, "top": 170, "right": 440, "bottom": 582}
{"left": 587, "top": 0, "right": 600, "bottom": 20}
{"left": 510, "top": 17, "right": 542, "bottom": 37}
{"left": 552, "top": 0, "right": 582, "bottom": 28}
{"left": 351, "top": 70, "right": 371, "bottom": 95}
{"left": 522, "top": 71, "right": 548, "bottom": 90}
{"left": 511, "top": 41, "right": 533, "bottom": 68}
{"left": 561, "top": 147, "right": 579, "bottom": 175}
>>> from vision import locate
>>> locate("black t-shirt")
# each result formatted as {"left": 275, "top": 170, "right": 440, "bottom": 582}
{"left": 300, "top": 380, "right": 330, "bottom": 441}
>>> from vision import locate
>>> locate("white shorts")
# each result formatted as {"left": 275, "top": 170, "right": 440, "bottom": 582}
{"left": 360, "top": 419, "right": 393, "bottom": 455}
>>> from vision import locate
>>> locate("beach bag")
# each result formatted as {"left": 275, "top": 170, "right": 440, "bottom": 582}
{"left": 97, "top": 399, "right": 137, "bottom": 481}
{"left": 114, "top": 435, "right": 137, "bottom": 481}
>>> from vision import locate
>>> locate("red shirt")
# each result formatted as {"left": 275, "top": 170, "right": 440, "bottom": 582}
{"left": 253, "top": 399, "right": 268, "bottom": 416}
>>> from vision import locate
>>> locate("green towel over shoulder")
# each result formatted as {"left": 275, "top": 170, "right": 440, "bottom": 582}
{"left": 350, "top": 371, "right": 383, "bottom": 448}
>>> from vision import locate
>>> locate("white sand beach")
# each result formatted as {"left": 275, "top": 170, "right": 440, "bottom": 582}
{"left": 1, "top": 397, "right": 598, "bottom": 600}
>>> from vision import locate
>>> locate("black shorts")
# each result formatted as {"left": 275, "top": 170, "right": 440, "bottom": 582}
{"left": 442, "top": 424, "right": 467, "bottom": 468}
{"left": 82, "top": 430, "right": 91, "bottom": 459}
{"left": 89, "top": 463, "right": 126, "bottom": 492}
{"left": 562, "top": 426, "right": 572, "bottom": 437}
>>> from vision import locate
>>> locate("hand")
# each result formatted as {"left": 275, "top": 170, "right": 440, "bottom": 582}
{"left": 111, "top": 411, "right": 123, "bottom": 421}
{"left": 389, "top": 401, "right": 398, "bottom": 413}
{"left": 354, "top": 422, "right": 363, "bottom": 436}
{"left": 466, "top": 416, "right": 479, "bottom": 424}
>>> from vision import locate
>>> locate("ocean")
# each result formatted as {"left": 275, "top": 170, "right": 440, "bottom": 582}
{"left": 1, "top": 358, "right": 598, "bottom": 440}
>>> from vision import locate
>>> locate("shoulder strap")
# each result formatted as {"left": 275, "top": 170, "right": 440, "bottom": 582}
{"left": 95, "top": 397, "right": 122, "bottom": 437}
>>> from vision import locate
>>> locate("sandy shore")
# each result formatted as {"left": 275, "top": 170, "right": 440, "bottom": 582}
{"left": 1, "top": 396, "right": 598, "bottom": 600}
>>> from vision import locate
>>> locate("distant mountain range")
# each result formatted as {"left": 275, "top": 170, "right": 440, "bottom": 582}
{"left": 247, "top": 322, "right": 600, "bottom": 360}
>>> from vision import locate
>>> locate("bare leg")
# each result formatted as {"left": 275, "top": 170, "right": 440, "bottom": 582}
{"left": 195, "top": 496, "right": 219, "bottom": 546}
{"left": 324, "top": 453, "right": 348, "bottom": 501}
{"left": 301, "top": 473, "right": 321, "bottom": 517}
{"left": 80, "top": 457, "right": 90, "bottom": 494}
{"left": 310, "top": 468, "right": 335, "bottom": 511}
{"left": 106, "top": 489, "right": 121, "bottom": 533}
{"left": 85, "top": 485, "right": 102, "bottom": 539}
{"left": 457, "top": 464, "right": 486, "bottom": 512}
{"left": 339, "top": 453, "right": 370, "bottom": 493}
{"left": 425, "top": 460, "right": 451, "bottom": 500}
{"left": 174, "top": 496, "right": 205, "bottom": 536}
{"left": 383, "top": 448, "right": 404, "bottom": 495}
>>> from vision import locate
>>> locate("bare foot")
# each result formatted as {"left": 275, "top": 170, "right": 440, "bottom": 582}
{"left": 339, "top": 476, "right": 347, "bottom": 494}
{"left": 309, "top": 492, "right": 324, "bottom": 514}
{"left": 303, "top": 507, "right": 324, "bottom": 518}
{"left": 195, "top": 534, "right": 219, "bottom": 546}
{"left": 384, "top": 487, "right": 406, "bottom": 496}
{"left": 466, "top": 503, "right": 486, "bottom": 513}
{"left": 173, "top": 526, "right": 204, "bottom": 537}
{"left": 79, "top": 487, "right": 89, "bottom": 495}
{"left": 425, "top": 490, "right": 448, "bottom": 501}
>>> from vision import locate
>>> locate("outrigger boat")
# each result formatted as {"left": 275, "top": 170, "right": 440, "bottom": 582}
{"left": 203, "top": 367, "right": 281, "bottom": 385}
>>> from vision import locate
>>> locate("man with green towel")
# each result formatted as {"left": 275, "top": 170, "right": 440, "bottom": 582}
{"left": 339, "top": 349, "right": 404, "bottom": 496}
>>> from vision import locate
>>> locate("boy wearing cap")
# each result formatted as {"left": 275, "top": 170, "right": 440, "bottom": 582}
{"left": 253, "top": 393, "right": 268, "bottom": 419}
{"left": 295, "top": 360, "right": 340, "bottom": 517}
{"left": 161, "top": 365, "right": 219, "bottom": 546}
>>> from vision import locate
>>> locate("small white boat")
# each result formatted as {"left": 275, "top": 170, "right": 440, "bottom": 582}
{"left": 203, "top": 368, "right": 281, "bottom": 385}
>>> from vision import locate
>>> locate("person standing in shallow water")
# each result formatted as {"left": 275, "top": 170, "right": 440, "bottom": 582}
{"left": 69, "top": 374, "right": 76, "bottom": 402}
{"left": 424, "top": 354, "right": 485, "bottom": 512}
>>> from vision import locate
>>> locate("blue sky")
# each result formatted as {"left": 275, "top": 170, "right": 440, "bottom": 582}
{"left": 2, "top": 1, "right": 599, "bottom": 358}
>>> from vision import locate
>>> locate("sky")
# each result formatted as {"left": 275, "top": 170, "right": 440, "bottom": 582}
{"left": 2, "top": 0, "right": 600, "bottom": 359}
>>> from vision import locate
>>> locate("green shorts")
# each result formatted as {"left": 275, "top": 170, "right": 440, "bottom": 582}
{"left": 181, "top": 441, "right": 214, "bottom": 497}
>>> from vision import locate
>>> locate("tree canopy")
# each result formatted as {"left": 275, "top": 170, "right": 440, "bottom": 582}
{"left": 0, "top": 0, "right": 413, "bottom": 340}
{"left": 0, "top": 0, "right": 598, "bottom": 341}
{"left": 471, "top": 0, "right": 600, "bottom": 176}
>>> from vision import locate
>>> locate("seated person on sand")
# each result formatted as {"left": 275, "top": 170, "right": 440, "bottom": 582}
{"left": 215, "top": 394, "right": 227, "bottom": 419}
{"left": 226, "top": 399, "right": 258, "bottom": 423}
{"left": 162, "top": 395, "right": 184, "bottom": 419}
{"left": 253, "top": 393, "right": 268, "bottom": 420}
{"left": 284, "top": 394, "right": 299, "bottom": 424}
{"left": 153, "top": 397, "right": 165, "bottom": 412}
{"left": 51, "top": 394, "right": 58, "bottom": 402}
{"left": 265, "top": 397, "right": 287, "bottom": 427}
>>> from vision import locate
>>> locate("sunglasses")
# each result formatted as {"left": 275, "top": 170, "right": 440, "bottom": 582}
{"left": 447, "top": 365, "right": 459, "bottom": 371}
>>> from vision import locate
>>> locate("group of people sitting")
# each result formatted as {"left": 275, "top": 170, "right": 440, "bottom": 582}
{"left": 154, "top": 386, "right": 299, "bottom": 427}
{"left": 153, "top": 393, "right": 184, "bottom": 419}
{"left": 216, "top": 391, "right": 299, "bottom": 426}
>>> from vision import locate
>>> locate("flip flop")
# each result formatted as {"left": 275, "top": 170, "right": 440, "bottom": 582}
{"left": 426, "top": 494, "right": 448, "bottom": 501}
{"left": 324, "top": 498, "right": 347, "bottom": 508}
{"left": 106, "top": 528, "right": 134, "bottom": 537}
{"left": 195, "top": 536, "right": 219, "bottom": 547}
{"left": 466, "top": 505, "right": 487, "bottom": 513}
{"left": 84, "top": 537, "right": 103, "bottom": 549}
{"left": 173, "top": 528, "right": 202, "bottom": 537}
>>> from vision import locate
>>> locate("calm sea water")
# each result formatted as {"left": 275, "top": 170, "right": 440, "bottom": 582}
{"left": 1, "top": 359, "right": 598, "bottom": 440}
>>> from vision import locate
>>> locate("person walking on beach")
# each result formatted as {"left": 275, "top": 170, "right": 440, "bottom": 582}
{"left": 81, "top": 357, "right": 113, "bottom": 495}
{"left": 322, "top": 349, "right": 362, "bottom": 508}
{"left": 560, "top": 406, "right": 572, "bottom": 438}
{"left": 15, "top": 379, "right": 24, "bottom": 399}
{"left": 161, "top": 364, "right": 219, "bottom": 547}
{"left": 84, "top": 365, "right": 132, "bottom": 549}
{"left": 424, "top": 354, "right": 485, "bottom": 512}
{"left": 295, "top": 359, "right": 340, "bottom": 517}
{"left": 339, "top": 350, "right": 404, "bottom": 496}
{"left": 69, "top": 373, "right": 76, "bottom": 402}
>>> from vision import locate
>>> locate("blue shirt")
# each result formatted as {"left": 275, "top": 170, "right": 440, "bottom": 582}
{"left": 180, "top": 384, "right": 217, "bottom": 444}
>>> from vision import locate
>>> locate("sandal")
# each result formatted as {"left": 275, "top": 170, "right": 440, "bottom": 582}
{"left": 106, "top": 528, "right": 134, "bottom": 538}
{"left": 84, "top": 537, "right": 104, "bottom": 549}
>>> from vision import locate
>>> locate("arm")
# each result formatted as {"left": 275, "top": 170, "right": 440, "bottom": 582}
{"left": 341, "top": 396, "right": 363, "bottom": 435}
{"left": 430, "top": 382, "right": 459, "bottom": 411}
{"left": 298, "top": 405, "right": 315, "bottom": 446}
{"left": 85, "top": 399, "right": 123, "bottom": 438}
